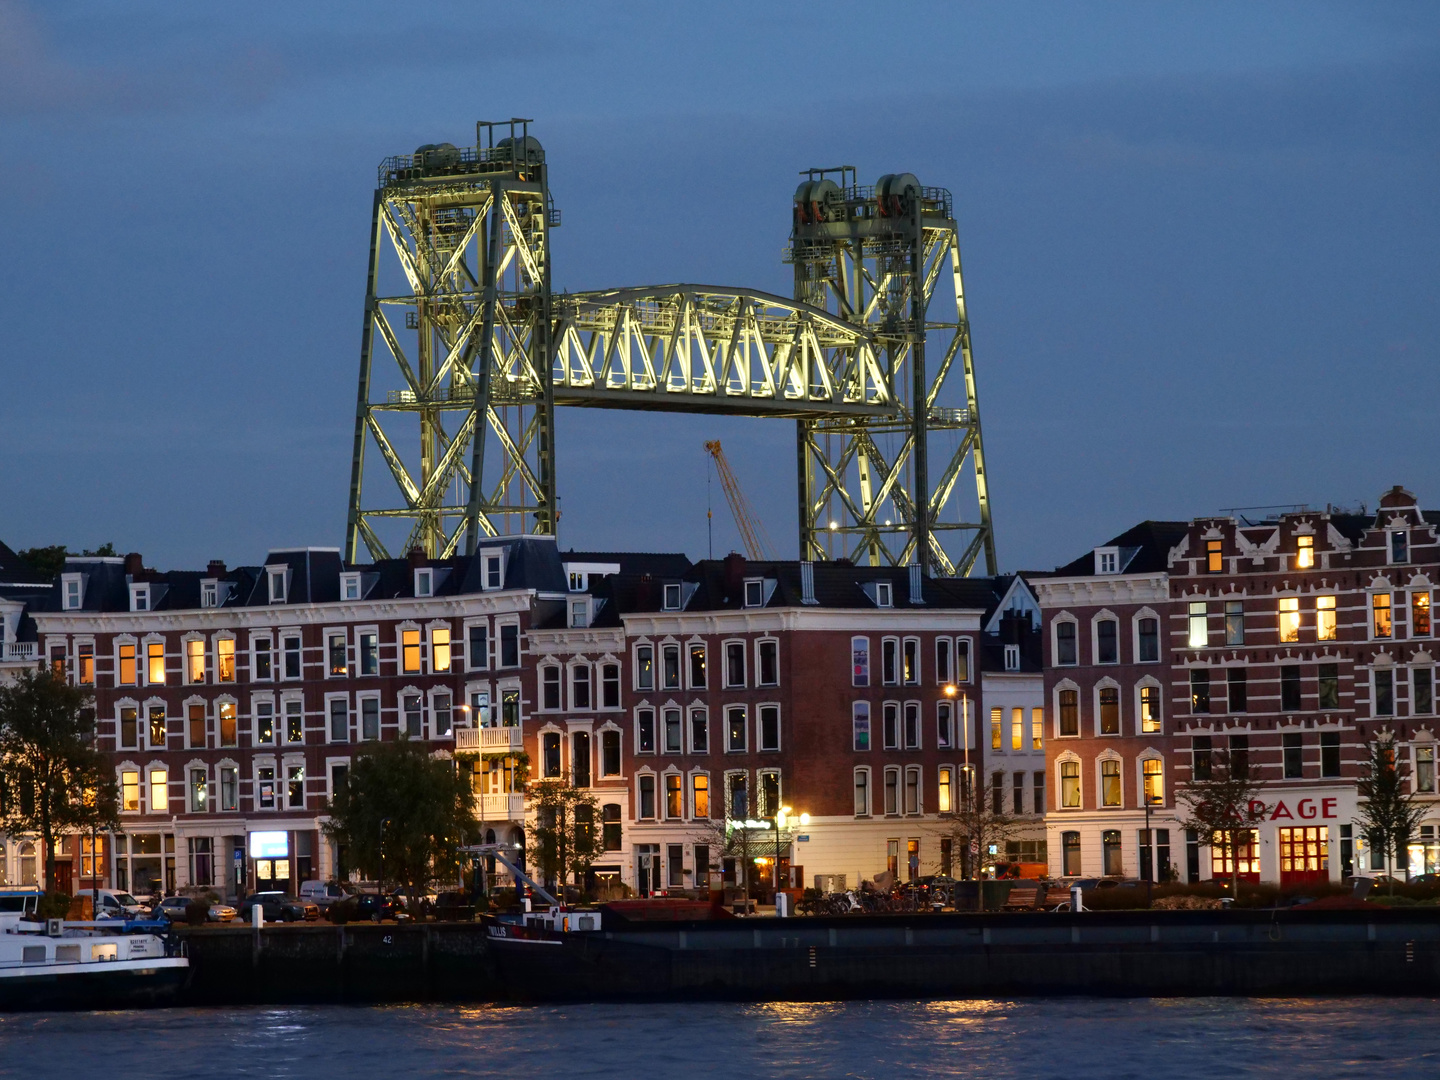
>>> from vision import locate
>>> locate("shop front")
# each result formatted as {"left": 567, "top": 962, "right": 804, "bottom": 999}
{"left": 247, "top": 830, "right": 317, "bottom": 894}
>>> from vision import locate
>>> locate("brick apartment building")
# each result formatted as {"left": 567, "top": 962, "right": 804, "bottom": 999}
{"left": 1035, "top": 485, "right": 1440, "bottom": 885}
{"left": 1, "top": 536, "right": 1042, "bottom": 898}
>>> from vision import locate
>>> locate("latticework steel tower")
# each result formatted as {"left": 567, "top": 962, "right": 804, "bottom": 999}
{"left": 790, "top": 168, "right": 996, "bottom": 576}
{"left": 345, "top": 120, "right": 558, "bottom": 561}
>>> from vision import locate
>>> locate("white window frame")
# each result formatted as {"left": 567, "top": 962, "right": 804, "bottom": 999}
{"left": 1096, "top": 751, "right": 1124, "bottom": 809}
{"left": 200, "top": 580, "right": 219, "bottom": 609}
{"left": 756, "top": 702, "right": 781, "bottom": 753}
{"left": 1057, "top": 752, "right": 1083, "bottom": 811}
{"left": 129, "top": 584, "right": 150, "bottom": 613}
{"left": 722, "top": 639, "right": 746, "bottom": 689}
{"left": 340, "top": 572, "right": 362, "bottom": 600}
{"left": 1133, "top": 607, "right": 1162, "bottom": 664}
{"left": 662, "top": 583, "right": 682, "bottom": 610}
{"left": 875, "top": 581, "right": 893, "bottom": 608}
{"left": 325, "top": 693, "right": 351, "bottom": 744}
{"left": 743, "top": 578, "right": 764, "bottom": 608}
{"left": 1091, "top": 609, "right": 1120, "bottom": 665}
{"left": 480, "top": 549, "right": 506, "bottom": 591}
{"left": 1094, "top": 546, "right": 1119, "bottom": 574}
{"left": 1052, "top": 614, "right": 1079, "bottom": 666}
{"left": 266, "top": 565, "right": 289, "bottom": 604}
{"left": 853, "top": 766, "right": 872, "bottom": 818}
{"left": 61, "top": 573, "right": 85, "bottom": 610}
{"left": 414, "top": 567, "right": 433, "bottom": 597}
{"left": 755, "top": 637, "right": 780, "bottom": 688}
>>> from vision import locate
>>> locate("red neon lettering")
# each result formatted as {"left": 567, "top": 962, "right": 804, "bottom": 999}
{"left": 1270, "top": 800, "right": 1294, "bottom": 821}
{"left": 1322, "top": 797, "right": 1337, "bottom": 819}
{"left": 1298, "top": 798, "right": 1317, "bottom": 820}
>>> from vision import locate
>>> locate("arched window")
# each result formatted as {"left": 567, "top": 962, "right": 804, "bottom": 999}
{"left": 18, "top": 842, "right": 36, "bottom": 886}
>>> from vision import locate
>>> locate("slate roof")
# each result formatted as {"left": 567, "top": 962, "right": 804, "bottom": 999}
{"left": 1050, "top": 520, "right": 1191, "bottom": 577}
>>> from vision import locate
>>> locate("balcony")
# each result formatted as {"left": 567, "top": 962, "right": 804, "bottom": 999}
{"left": 454, "top": 726, "right": 523, "bottom": 753}
{"left": 1, "top": 642, "right": 36, "bottom": 662}
{"left": 480, "top": 793, "right": 526, "bottom": 820}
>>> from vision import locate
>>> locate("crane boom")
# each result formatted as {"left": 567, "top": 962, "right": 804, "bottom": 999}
{"left": 704, "top": 440, "right": 777, "bottom": 561}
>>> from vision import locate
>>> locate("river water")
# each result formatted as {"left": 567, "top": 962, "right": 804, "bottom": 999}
{"left": 1, "top": 999, "right": 1437, "bottom": 1078}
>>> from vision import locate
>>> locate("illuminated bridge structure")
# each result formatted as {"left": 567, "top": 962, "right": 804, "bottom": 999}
{"left": 345, "top": 121, "right": 995, "bottom": 576}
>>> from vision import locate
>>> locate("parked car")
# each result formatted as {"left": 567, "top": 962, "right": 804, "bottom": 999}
{"left": 237, "top": 892, "right": 319, "bottom": 923}
{"left": 208, "top": 902, "right": 238, "bottom": 922}
{"left": 298, "top": 880, "right": 352, "bottom": 910}
{"left": 340, "top": 893, "right": 413, "bottom": 923}
{"left": 153, "top": 896, "right": 197, "bottom": 922}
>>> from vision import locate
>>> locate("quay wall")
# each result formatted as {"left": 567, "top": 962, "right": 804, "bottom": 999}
{"left": 174, "top": 910, "right": 1440, "bottom": 1005}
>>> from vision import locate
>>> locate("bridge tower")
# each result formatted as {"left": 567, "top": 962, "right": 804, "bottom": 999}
{"left": 790, "top": 168, "right": 996, "bottom": 576}
{"left": 344, "top": 120, "right": 558, "bottom": 562}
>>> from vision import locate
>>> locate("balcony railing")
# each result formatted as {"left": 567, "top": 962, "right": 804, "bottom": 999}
{"left": 1, "top": 642, "right": 37, "bottom": 662}
{"left": 454, "top": 727, "right": 523, "bottom": 753}
{"left": 480, "top": 793, "right": 526, "bottom": 820}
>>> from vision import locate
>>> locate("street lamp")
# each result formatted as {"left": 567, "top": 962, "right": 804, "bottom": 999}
{"left": 944, "top": 683, "right": 972, "bottom": 880}
{"left": 771, "top": 807, "right": 810, "bottom": 891}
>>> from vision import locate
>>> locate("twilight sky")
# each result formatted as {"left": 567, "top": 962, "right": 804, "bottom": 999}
{"left": 0, "top": 1, "right": 1436, "bottom": 573}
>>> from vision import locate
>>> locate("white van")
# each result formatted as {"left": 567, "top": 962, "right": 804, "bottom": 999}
{"left": 89, "top": 889, "right": 148, "bottom": 919}
{"left": 298, "top": 881, "right": 351, "bottom": 910}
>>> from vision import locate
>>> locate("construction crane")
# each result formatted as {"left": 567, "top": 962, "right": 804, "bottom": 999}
{"left": 705, "top": 441, "right": 777, "bottom": 561}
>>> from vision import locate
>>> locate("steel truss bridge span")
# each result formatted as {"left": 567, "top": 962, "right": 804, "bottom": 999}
{"left": 551, "top": 286, "right": 893, "bottom": 418}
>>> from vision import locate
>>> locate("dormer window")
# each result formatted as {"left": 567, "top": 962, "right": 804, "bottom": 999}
{"left": 483, "top": 552, "right": 503, "bottom": 591}
{"left": 875, "top": 581, "right": 893, "bottom": 608}
{"left": 743, "top": 579, "right": 764, "bottom": 608}
{"left": 129, "top": 585, "right": 150, "bottom": 612}
{"left": 61, "top": 574, "right": 83, "bottom": 611}
{"left": 341, "top": 573, "right": 361, "bottom": 601}
{"left": 569, "top": 599, "right": 589, "bottom": 629}
{"left": 267, "top": 568, "right": 288, "bottom": 604}
{"left": 201, "top": 581, "right": 218, "bottom": 609}
{"left": 1004, "top": 644, "right": 1020, "bottom": 671}
{"left": 414, "top": 568, "right": 433, "bottom": 597}
{"left": 1296, "top": 535, "right": 1314, "bottom": 569}
{"left": 1391, "top": 531, "right": 1409, "bottom": 564}
{"left": 663, "top": 583, "right": 682, "bottom": 610}
{"left": 1094, "top": 547, "right": 1119, "bottom": 575}
{"left": 569, "top": 571, "right": 587, "bottom": 592}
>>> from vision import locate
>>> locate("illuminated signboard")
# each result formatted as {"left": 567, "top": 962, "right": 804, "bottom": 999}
{"left": 248, "top": 831, "right": 289, "bottom": 859}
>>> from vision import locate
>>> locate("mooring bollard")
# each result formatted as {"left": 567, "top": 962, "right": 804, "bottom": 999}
{"left": 252, "top": 903, "right": 264, "bottom": 929}
{"left": 1070, "top": 884, "right": 1084, "bottom": 912}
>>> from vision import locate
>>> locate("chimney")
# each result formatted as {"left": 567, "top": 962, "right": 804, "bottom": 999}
{"left": 407, "top": 546, "right": 427, "bottom": 569}
{"left": 722, "top": 552, "right": 746, "bottom": 600}
{"left": 800, "top": 561, "right": 818, "bottom": 605}
{"left": 908, "top": 563, "right": 924, "bottom": 605}
{"left": 123, "top": 552, "right": 144, "bottom": 575}
{"left": 207, "top": 559, "right": 226, "bottom": 577}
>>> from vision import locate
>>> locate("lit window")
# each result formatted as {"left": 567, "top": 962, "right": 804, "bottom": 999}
{"left": 149, "top": 768, "right": 168, "bottom": 813}
{"left": 1413, "top": 592, "right": 1431, "bottom": 638}
{"left": 216, "top": 639, "right": 235, "bottom": 683}
{"left": 1187, "top": 602, "right": 1208, "bottom": 648}
{"left": 218, "top": 702, "right": 237, "bottom": 746}
{"left": 1317, "top": 595, "right": 1337, "bottom": 641}
{"left": 1031, "top": 708, "right": 1043, "bottom": 750}
{"left": 1373, "top": 594, "right": 1393, "bottom": 639}
{"left": 287, "top": 765, "right": 305, "bottom": 809}
{"left": 692, "top": 774, "right": 709, "bottom": 818}
{"left": 1140, "top": 686, "right": 1162, "bottom": 733}
{"left": 1101, "top": 760, "right": 1121, "bottom": 807}
{"left": 665, "top": 774, "right": 683, "bottom": 819}
{"left": 1060, "top": 761, "right": 1080, "bottom": 808}
{"left": 401, "top": 628, "right": 421, "bottom": 673}
{"left": 255, "top": 702, "right": 275, "bottom": 744}
{"left": 431, "top": 626, "right": 451, "bottom": 673}
{"left": 990, "top": 707, "right": 1001, "bottom": 750}
{"left": 1296, "top": 535, "right": 1314, "bottom": 569}
{"left": 1011, "top": 707, "right": 1023, "bottom": 751}
{"left": 1206, "top": 539, "right": 1223, "bottom": 573}
{"left": 1278, "top": 597, "right": 1300, "bottom": 643}
{"left": 258, "top": 767, "right": 276, "bottom": 809}
{"left": 190, "top": 768, "right": 208, "bottom": 813}
{"left": 1142, "top": 759, "right": 1164, "bottom": 804}
{"left": 146, "top": 642, "right": 166, "bottom": 685}
{"left": 938, "top": 766, "right": 953, "bottom": 813}
{"left": 186, "top": 639, "right": 206, "bottom": 683}
{"left": 689, "top": 644, "right": 707, "bottom": 689}
{"left": 328, "top": 633, "right": 348, "bottom": 676}
{"left": 121, "top": 770, "right": 140, "bottom": 812}
{"left": 77, "top": 644, "right": 94, "bottom": 685}
{"left": 285, "top": 700, "right": 304, "bottom": 743}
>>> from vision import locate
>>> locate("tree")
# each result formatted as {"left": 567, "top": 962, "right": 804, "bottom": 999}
{"left": 1175, "top": 748, "right": 1265, "bottom": 893}
{"left": 935, "top": 773, "right": 1020, "bottom": 910}
{"left": 17, "top": 543, "right": 117, "bottom": 579}
{"left": 0, "top": 669, "right": 119, "bottom": 893}
{"left": 525, "top": 780, "right": 602, "bottom": 894}
{"left": 1356, "top": 735, "right": 1426, "bottom": 896}
{"left": 323, "top": 740, "right": 478, "bottom": 892}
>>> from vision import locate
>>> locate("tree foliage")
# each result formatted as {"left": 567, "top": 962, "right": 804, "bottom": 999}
{"left": 935, "top": 776, "right": 1020, "bottom": 909}
{"left": 1356, "top": 735, "right": 1426, "bottom": 894}
{"left": 525, "top": 779, "right": 601, "bottom": 891}
{"left": 17, "top": 543, "right": 116, "bottom": 579}
{"left": 323, "top": 740, "right": 478, "bottom": 892}
{"left": 1175, "top": 748, "right": 1265, "bottom": 892}
{"left": 0, "top": 669, "right": 118, "bottom": 892}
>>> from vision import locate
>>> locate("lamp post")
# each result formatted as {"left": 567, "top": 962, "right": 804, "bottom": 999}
{"left": 770, "top": 807, "right": 810, "bottom": 892}
{"left": 943, "top": 684, "right": 971, "bottom": 880}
